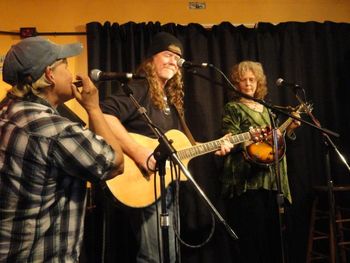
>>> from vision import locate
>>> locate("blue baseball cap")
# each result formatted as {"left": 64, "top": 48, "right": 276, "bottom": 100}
{"left": 3, "top": 36, "right": 83, "bottom": 85}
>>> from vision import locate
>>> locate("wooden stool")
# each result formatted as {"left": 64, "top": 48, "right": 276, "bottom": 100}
{"left": 306, "top": 185, "right": 350, "bottom": 263}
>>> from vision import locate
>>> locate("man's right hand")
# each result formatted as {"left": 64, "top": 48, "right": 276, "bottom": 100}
{"left": 132, "top": 146, "right": 156, "bottom": 177}
{"left": 72, "top": 75, "right": 100, "bottom": 113}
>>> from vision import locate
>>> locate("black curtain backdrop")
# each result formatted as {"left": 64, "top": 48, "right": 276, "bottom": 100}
{"left": 82, "top": 21, "right": 350, "bottom": 263}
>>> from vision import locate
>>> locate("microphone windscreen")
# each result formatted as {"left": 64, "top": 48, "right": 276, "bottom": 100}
{"left": 177, "top": 58, "right": 186, "bottom": 68}
{"left": 276, "top": 78, "right": 284, "bottom": 87}
{"left": 90, "top": 69, "right": 101, "bottom": 81}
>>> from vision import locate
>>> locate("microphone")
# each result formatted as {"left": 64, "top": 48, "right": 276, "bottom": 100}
{"left": 90, "top": 69, "right": 146, "bottom": 82}
{"left": 276, "top": 78, "right": 301, "bottom": 89}
{"left": 177, "top": 58, "right": 211, "bottom": 68}
{"left": 73, "top": 81, "right": 83, "bottom": 87}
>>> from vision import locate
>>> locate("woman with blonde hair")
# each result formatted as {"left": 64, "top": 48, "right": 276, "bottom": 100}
{"left": 221, "top": 60, "right": 300, "bottom": 263}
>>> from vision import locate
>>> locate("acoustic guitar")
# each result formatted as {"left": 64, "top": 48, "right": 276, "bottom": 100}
{"left": 105, "top": 128, "right": 266, "bottom": 208}
{"left": 244, "top": 104, "right": 310, "bottom": 166}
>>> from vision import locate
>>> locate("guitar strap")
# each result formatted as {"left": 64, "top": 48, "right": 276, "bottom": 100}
{"left": 174, "top": 107, "right": 196, "bottom": 146}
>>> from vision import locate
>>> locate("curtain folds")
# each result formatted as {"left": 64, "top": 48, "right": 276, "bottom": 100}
{"left": 84, "top": 21, "right": 350, "bottom": 263}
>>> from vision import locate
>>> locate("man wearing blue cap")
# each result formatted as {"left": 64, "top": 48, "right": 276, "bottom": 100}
{"left": 0, "top": 36, "right": 124, "bottom": 262}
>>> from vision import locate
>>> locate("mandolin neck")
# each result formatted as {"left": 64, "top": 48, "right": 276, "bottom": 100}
{"left": 279, "top": 117, "right": 293, "bottom": 133}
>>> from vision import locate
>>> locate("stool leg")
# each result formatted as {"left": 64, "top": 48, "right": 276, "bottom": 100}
{"left": 336, "top": 207, "right": 346, "bottom": 263}
{"left": 329, "top": 212, "right": 336, "bottom": 263}
{"left": 306, "top": 198, "right": 317, "bottom": 263}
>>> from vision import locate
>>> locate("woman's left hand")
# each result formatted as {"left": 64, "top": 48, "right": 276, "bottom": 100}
{"left": 287, "top": 112, "right": 301, "bottom": 132}
{"left": 215, "top": 133, "right": 234, "bottom": 156}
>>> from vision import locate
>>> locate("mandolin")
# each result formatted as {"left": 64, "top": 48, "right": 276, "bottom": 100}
{"left": 244, "top": 103, "right": 311, "bottom": 166}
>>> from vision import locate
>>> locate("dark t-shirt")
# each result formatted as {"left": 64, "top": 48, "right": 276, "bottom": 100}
{"left": 100, "top": 79, "right": 182, "bottom": 138}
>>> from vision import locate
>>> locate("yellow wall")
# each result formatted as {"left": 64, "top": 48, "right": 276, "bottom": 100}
{"left": 1, "top": 0, "right": 350, "bottom": 124}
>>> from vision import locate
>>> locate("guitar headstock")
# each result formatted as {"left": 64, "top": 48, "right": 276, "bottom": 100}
{"left": 249, "top": 126, "right": 270, "bottom": 143}
{"left": 295, "top": 102, "right": 313, "bottom": 114}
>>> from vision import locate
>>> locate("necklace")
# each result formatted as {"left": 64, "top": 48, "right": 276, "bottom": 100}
{"left": 163, "top": 95, "right": 171, "bottom": 115}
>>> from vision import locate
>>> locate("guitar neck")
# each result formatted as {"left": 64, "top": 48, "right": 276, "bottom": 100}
{"left": 177, "top": 131, "right": 251, "bottom": 160}
{"left": 279, "top": 117, "right": 294, "bottom": 133}
{"left": 279, "top": 104, "right": 305, "bottom": 133}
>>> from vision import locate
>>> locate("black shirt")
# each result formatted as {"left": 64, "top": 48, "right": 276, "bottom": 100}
{"left": 100, "top": 79, "right": 182, "bottom": 138}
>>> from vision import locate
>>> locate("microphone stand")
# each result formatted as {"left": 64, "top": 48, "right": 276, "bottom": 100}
{"left": 118, "top": 81, "right": 238, "bottom": 263}
{"left": 266, "top": 107, "right": 288, "bottom": 263}
{"left": 290, "top": 87, "right": 350, "bottom": 263}
{"left": 199, "top": 64, "right": 340, "bottom": 263}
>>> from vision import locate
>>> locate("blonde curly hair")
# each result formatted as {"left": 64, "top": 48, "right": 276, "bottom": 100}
{"left": 8, "top": 59, "right": 65, "bottom": 98}
{"left": 230, "top": 60, "right": 268, "bottom": 100}
{"left": 137, "top": 58, "right": 184, "bottom": 115}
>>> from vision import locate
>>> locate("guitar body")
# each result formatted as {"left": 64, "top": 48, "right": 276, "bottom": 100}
{"left": 244, "top": 134, "right": 286, "bottom": 166}
{"left": 105, "top": 130, "right": 190, "bottom": 208}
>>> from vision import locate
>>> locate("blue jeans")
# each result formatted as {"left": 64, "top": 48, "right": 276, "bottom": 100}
{"left": 130, "top": 187, "right": 177, "bottom": 263}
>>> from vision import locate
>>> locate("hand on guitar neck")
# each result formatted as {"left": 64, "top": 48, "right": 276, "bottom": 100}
{"left": 286, "top": 111, "right": 302, "bottom": 137}
{"left": 214, "top": 133, "right": 235, "bottom": 156}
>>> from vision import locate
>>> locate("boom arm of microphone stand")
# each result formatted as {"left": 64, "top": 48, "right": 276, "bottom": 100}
{"left": 293, "top": 88, "right": 349, "bottom": 172}
{"left": 153, "top": 133, "right": 239, "bottom": 240}
{"left": 168, "top": 151, "right": 239, "bottom": 240}
{"left": 263, "top": 101, "right": 339, "bottom": 138}
{"left": 184, "top": 69, "right": 224, "bottom": 87}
